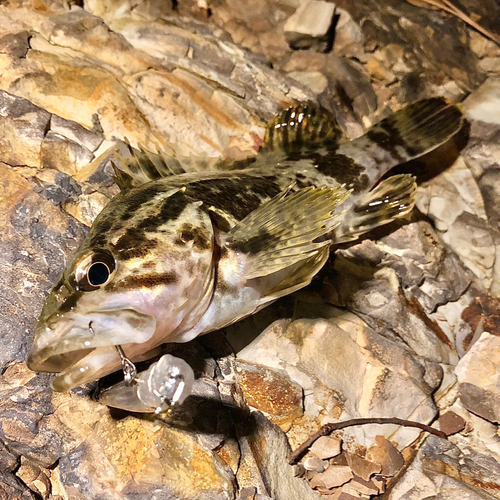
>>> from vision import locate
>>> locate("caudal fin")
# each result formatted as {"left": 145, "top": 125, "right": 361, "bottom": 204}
{"left": 331, "top": 98, "right": 465, "bottom": 189}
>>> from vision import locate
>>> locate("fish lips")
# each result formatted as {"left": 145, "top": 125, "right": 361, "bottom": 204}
{"left": 27, "top": 308, "right": 157, "bottom": 387}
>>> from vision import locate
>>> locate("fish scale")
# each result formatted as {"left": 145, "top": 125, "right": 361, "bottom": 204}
{"left": 27, "top": 97, "right": 465, "bottom": 401}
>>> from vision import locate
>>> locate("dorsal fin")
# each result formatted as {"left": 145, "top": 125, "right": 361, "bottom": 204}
{"left": 260, "top": 103, "right": 346, "bottom": 156}
{"left": 111, "top": 141, "right": 217, "bottom": 191}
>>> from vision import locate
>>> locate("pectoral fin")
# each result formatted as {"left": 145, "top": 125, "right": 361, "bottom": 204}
{"left": 336, "top": 174, "right": 417, "bottom": 241}
{"left": 225, "top": 185, "right": 350, "bottom": 279}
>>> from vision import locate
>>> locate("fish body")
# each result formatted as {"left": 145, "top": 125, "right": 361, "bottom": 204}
{"left": 27, "top": 98, "right": 464, "bottom": 393}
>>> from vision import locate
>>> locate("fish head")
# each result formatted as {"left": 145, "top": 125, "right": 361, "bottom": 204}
{"left": 27, "top": 186, "right": 216, "bottom": 391}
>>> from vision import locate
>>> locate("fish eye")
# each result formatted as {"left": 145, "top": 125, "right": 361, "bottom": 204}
{"left": 74, "top": 251, "right": 116, "bottom": 291}
{"left": 88, "top": 262, "right": 111, "bottom": 286}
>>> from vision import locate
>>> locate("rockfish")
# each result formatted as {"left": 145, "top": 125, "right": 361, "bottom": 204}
{"left": 27, "top": 98, "right": 464, "bottom": 410}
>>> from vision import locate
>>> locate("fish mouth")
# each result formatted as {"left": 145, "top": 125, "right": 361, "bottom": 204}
{"left": 27, "top": 308, "right": 157, "bottom": 391}
{"left": 27, "top": 345, "right": 121, "bottom": 391}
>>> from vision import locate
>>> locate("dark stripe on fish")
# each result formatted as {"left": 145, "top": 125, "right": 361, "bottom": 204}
{"left": 366, "top": 121, "right": 416, "bottom": 163}
{"left": 136, "top": 191, "right": 190, "bottom": 232}
{"left": 315, "top": 153, "right": 370, "bottom": 192}
{"left": 107, "top": 272, "right": 178, "bottom": 291}
{"left": 58, "top": 291, "right": 84, "bottom": 313}
{"left": 176, "top": 223, "right": 212, "bottom": 251}
{"left": 229, "top": 227, "right": 282, "bottom": 255}
{"left": 112, "top": 230, "right": 159, "bottom": 260}
{"left": 92, "top": 191, "right": 191, "bottom": 259}
{"left": 185, "top": 176, "right": 282, "bottom": 221}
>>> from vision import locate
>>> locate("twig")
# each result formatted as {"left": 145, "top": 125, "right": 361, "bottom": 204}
{"left": 407, "top": 0, "right": 500, "bottom": 46}
{"left": 287, "top": 417, "right": 446, "bottom": 465}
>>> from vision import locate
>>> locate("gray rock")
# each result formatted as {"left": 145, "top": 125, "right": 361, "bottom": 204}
{"left": 237, "top": 306, "right": 440, "bottom": 449}
{"left": 237, "top": 412, "right": 321, "bottom": 500}
{"left": 330, "top": 7, "right": 365, "bottom": 60}
{"left": 0, "top": 166, "right": 88, "bottom": 367}
{"left": 0, "top": 90, "right": 51, "bottom": 167}
{"left": 462, "top": 76, "right": 500, "bottom": 125}
{"left": 50, "top": 115, "right": 103, "bottom": 153}
{"left": 387, "top": 436, "right": 500, "bottom": 500}
{"left": 284, "top": 0, "right": 335, "bottom": 51}
{"left": 456, "top": 332, "right": 500, "bottom": 423}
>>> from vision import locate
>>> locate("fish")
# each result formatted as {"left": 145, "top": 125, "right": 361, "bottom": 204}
{"left": 27, "top": 97, "right": 464, "bottom": 400}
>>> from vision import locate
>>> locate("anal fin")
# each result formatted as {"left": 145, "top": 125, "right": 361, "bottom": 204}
{"left": 225, "top": 185, "right": 350, "bottom": 280}
{"left": 336, "top": 174, "right": 417, "bottom": 241}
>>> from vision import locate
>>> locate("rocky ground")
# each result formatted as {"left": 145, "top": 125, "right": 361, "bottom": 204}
{"left": 1, "top": 0, "right": 500, "bottom": 499}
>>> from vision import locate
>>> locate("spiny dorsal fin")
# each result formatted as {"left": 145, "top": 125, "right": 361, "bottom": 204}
{"left": 336, "top": 174, "right": 417, "bottom": 241}
{"left": 260, "top": 103, "right": 345, "bottom": 156}
{"left": 111, "top": 141, "right": 217, "bottom": 191}
{"left": 225, "top": 185, "right": 350, "bottom": 280}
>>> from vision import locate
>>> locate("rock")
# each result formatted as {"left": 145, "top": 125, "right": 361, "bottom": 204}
{"left": 459, "top": 77, "right": 500, "bottom": 296}
{"left": 387, "top": 435, "right": 500, "bottom": 499}
{"left": 462, "top": 75, "right": 500, "bottom": 144}
{"left": 309, "top": 436, "right": 342, "bottom": 460}
{"left": 416, "top": 157, "right": 494, "bottom": 288}
{"left": 460, "top": 295, "right": 500, "bottom": 354}
{"left": 237, "top": 487, "right": 257, "bottom": 500}
{"left": 309, "top": 465, "right": 353, "bottom": 490}
{"left": 0, "top": 90, "right": 51, "bottom": 167}
{"left": 330, "top": 7, "right": 365, "bottom": 60}
{"left": 0, "top": 6, "right": 315, "bottom": 160}
{"left": 0, "top": 362, "right": 238, "bottom": 500}
{"left": 284, "top": 0, "right": 336, "bottom": 51}
{"left": 15, "top": 458, "right": 51, "bottom": 500}
{"left": 0, "top": 472, "right": 39, "bottom": 500}
{"left": 456, "top": 332, "right": 500, "bottom": 424}
{"left": 366, "top": 436, "right": 404, "bottom": 477}
{"left": 0, "top": 30, "right": 30, "bottom": 58}
{"left": 324, "top": 221, "right": 471, "bottom": 363}
{"left": 304, "top": 456, "right": 328, "bottom": 472}
{"left": 237, "top": 306, "right": 440, "bottom": 449}
{"left": 344, "top": 452, "right": 381, "bottom": 482}
{"left": 237, "top": 412, "right": 322, "bottom": 500}
{"left": 234, "top": 359, "right": 304, "bottom": 431}
{"left": 0, "top": 164, "right": 88, "bottom": 367}
{"left": 287, "top": 71, "right": 329, "bottom": 94}
{"left": 344, "top": 476, "right": 380, "bottom": 497}
{"left": 50, "top": 115, "right": 103, "bottom": 153}
{"left": 438, "top": 411, "right": 467, "bottom": 437}
{"left": 58, "top": 416, "right": 236, "bottom": 500}
{"left": 469, "top": 31, "right": 500, "bottom": 60}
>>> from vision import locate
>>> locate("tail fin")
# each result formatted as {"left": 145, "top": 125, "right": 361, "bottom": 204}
{"left": 332, "top": 98, "right": 465, "bottom": 190}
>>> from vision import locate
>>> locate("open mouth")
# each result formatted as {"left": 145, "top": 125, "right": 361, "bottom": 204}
{"left": 27, "top": 343, "right": 124, "bottom": 391}
{"left": 27, "top": 308, "right": 157, "bottom": 391}
{"left": 51, "top": 347, "right": 125, "bottom": 391}
{"left": 27, "top": 346, "right": 93, "bottom": 373}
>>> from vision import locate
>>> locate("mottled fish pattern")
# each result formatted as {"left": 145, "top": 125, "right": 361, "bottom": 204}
{"left": 28, "top": 98, "right": 465, "bottom": 392}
